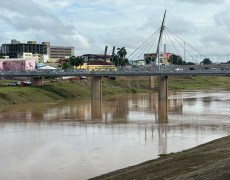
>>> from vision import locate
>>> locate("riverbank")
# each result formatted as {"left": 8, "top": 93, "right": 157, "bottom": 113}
{"left": 91, "top": 135, "right": 230, "bottom": 180}
{"left": 0, "top": 76, "right": 229, "bottom": 179}
{"left": 0, "top": 76, "right": 229, "bottom": 105}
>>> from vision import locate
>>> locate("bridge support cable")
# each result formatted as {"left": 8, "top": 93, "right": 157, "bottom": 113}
{"left": 165, "top": 27, "right": 206, "bottom": 59}
{"left": 165, "top": 30, "right": 180, "bottom": 56}
{"left": 127, "top": 27, "right": 161, "bottom": 60}
{"left": 164, "top": 28, "right": 198, "bottom": 63}
{"left": 165, "top": 28, "right": 197, "bottom": 62}
{"left": 135, "top": 32, "right": 160, "bottom": 61}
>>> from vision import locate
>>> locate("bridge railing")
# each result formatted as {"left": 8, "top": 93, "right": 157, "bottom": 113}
{"left": 0, "top": 65, "right": 230, "bottom": 77}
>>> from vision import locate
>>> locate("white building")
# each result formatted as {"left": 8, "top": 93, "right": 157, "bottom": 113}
{"left": 130, "top": 59, "right": 146, "bottom": 66}
{"left": 20, "top": 52, "right": 49, "bottom": 63}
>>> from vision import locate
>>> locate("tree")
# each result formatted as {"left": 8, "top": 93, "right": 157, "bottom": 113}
{"left": 69, "top": 56, "right": 85, "bottom": 68}
{"left": 111, "top": 47, "right": 129, "bottom": 67}
{"left": 110, "top": 54, "right": 119, "bottom": 66}
{"left": 0, "top": 53, "right": 5, "bottom": 59}
{"left": 186, "top": 62, "right": 195, "bottom": 65}
{"left": 168, "top": 54, "right": 186, "bottom": 65}
{"left": 62, "top": 62, "right": 70, "bottom": 69}
{"left": 201, "top": 58, "right": 212, "bottom": 65}
{"left": 119, "top": 58, "right": 129, "bottom": 66}
{"left": 145, "top": 57, "right": 156, "bottom": 64}
{"left": 227, "top": 60, "right": 230, "bottom": 64}
{"left": 117, "top": 47, "right": 127, "bottom": 59}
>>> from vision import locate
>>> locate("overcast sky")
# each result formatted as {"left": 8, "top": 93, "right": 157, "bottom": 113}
{"left": 0, "top": 0, "right": 230, "bottom": 62}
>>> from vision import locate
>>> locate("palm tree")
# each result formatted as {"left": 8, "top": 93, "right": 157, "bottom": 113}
{"left": 69, "top": 56, "right": 85, "bottom": 68}
{"left": 117, "top": 47, "right": 127, "bottom": 59}
{"left": 117, "top": 47, "right": 127, "bottom": 67}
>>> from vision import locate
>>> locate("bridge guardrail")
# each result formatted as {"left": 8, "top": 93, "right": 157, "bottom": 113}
{"left": 0, "top": 65, "right": 230, "bottom": 77}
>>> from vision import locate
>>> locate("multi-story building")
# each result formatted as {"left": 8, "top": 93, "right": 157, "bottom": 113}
{"left": 1, "top": 40, "right": 48, "bottom": 58}
{"left": 1, "top": 40, "right": 74, "bottom": 63}
{"left": 49, "top": 46, "right": 74, "bottom": 62}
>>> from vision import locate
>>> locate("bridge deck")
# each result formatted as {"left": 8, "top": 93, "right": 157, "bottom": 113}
{"left": 0, "top": 65, "right": 230, "bottom": 78}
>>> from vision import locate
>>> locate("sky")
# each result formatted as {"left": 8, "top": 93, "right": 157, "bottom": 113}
{"left": 0, "top": 0, "right": 230, "bottom": 63}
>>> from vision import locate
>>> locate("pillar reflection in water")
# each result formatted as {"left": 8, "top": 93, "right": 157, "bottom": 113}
{"left": 158, "top": 76, "right": 168, "bottom": 123}
{"left": 149, "top": 76, "right": 155, "bottom": 89}
{"left": 91, "top": 100, "right": 102, "bottom": 120}
{"left": 91, "top": 76, "right": 102, "bottom": 120}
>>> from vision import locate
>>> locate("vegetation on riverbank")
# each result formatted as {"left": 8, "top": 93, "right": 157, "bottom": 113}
{"left": 0, "top": 75, "right": 229, "bottom": 105}
{"left": 168, "top": 76, "right": 230, "bottom": 90}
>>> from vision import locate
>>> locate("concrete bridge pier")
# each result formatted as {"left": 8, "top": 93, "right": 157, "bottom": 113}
{"left": 149, "top": 76, "right": 155, "bottom": 89}
{"left": 158, "top": 76, "right": 168, "bottom": 122}
{"left": 30, "top": 77, "right": 43, "bottom": 86}
{"left": 91, "top": 76, "right": 102, "bottom": 119}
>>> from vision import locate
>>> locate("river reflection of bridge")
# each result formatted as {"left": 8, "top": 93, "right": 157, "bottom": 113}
{"left": 0, "top": 93, "right": 183, "bottom": 123}
{"left": 0, "top": 92, "right": 230, "bottom": 173}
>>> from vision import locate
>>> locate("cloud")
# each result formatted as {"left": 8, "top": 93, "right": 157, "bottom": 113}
{"left": 197, "top": 7, "right": 230, "bottom": 55}
{"left": 0, "top": 0, "right": 91, "bottom": 53}
{"left": 0, "top": 0, "right": 230, "bottom": 57}
{"left": 174, "top": 0, "right": 224, "bottom": 4}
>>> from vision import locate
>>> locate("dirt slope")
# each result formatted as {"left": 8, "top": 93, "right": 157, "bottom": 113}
{"left": 91, "top": 135, "right": 230, "bottom": 180}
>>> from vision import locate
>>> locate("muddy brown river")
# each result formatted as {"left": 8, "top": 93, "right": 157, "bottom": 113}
{"left": 0, "top": 90, "right": 229, "bottom": 180}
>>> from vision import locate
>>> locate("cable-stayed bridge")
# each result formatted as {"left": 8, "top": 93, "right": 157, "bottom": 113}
{"left": 0, "top": 64, "right": 230, "bottom": 78}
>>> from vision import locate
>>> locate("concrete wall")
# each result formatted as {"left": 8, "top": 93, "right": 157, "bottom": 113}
{"left": 30, "top": 77, "right": 43, "bottom": 86}
{"left": 2, "top": 59, "right": 36, "bottom": 71}
{"left": 0, "top": 61, "right": 3, "bottom": 70}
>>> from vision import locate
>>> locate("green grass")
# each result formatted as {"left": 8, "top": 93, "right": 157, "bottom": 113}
{"left": 0, "top": 76, "right": 229, "bottom": 105}
{"left": 168, "top": 76, "right": 230, "bottom": 90}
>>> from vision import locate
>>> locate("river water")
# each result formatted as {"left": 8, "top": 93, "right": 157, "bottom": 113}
{"left": 0, "top": 90, "right": 230, "bottom": 180}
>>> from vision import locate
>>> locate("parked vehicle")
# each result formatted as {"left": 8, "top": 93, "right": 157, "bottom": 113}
{"left": 7, "top": 82, "right": 19, "bottom": 86}
{"left": 19, "top": 81, "right": 31, "bottom": 86}
{"left": 7, "top": 81, "right": 31, "bottom": 86}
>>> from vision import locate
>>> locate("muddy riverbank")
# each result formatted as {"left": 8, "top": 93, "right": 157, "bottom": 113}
{"left": 91, "top": 135, "right": 230, "bottom": 180}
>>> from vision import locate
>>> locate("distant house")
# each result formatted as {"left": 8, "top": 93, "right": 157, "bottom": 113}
{"left": 130, "top": 59, "right": 146, "bottom": 66}
{"left": 144, "top": 53, "right": 157, "bottom": 60}
{"left": 0, "top": 58, "right": 36, "bottom": 71}
{"left": 144, "top": 52, "right": 173, "bottom": 65}
{"left": 20, "top": 52, "right": 49, "bottom": 63}
{"left": 81, "top": 61, "right": 116, "bottom": 71}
